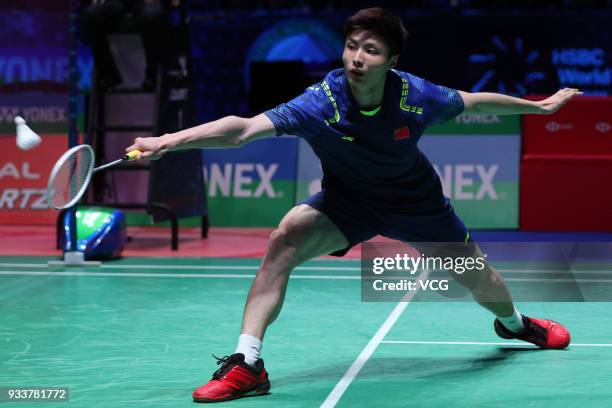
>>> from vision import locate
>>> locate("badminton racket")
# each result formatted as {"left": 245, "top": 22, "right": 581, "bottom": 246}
{"left": 46, "top": 144, "right": 141, "bottom": 210}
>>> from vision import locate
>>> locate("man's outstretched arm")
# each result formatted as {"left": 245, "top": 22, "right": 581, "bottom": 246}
{"left": 458, "top": 88, "right": 582, "bottom": 116}
{"left": 126, "top": 113, "right": 277, "bottom": 160}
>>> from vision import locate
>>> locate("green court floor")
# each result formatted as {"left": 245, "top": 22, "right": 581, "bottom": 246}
{"left": 1, "top": 256, "right": 611, "bottom": 407}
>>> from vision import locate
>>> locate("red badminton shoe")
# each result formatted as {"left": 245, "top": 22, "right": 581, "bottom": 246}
{"left": 494, "top": 315, "right": 570, "bottom": 349}
{"left": 192, "top": 353, "right": 270, "bottom": 403}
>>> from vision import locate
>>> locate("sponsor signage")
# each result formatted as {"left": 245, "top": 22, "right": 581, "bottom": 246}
{"left": 0, "top": 135, "right": 67, "bottom": 224}
{"left": 202, "top": 137, "right": 298, "bottom": 226}
{"left": 522, "top": 96, "right": 612, "bottom": 156}
{"left": 0, "top": 93, "right": 68, "bottom": 134}
{"left": 294, "top": 115, "right": 520, "bottom": 229}
{"left": 421, "top": 114, "right": 520, "bottom": 228}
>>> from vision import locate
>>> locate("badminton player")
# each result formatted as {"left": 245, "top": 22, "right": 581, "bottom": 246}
{"left": 127, "top": 8, "right": 580, "bottom": 403}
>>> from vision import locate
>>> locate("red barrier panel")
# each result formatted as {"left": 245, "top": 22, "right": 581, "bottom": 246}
{"left": 522, "top": 96, "right": 612, "bottom": 157}
{"left": 0, "top": 135, "right": 67, "bottom": 224}
{"left": 520, "top": 155, "right": 612, "bottom": 231}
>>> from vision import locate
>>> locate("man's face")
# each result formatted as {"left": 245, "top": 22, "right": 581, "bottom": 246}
{"left": 342, "top": 29, "right": 398, "bottom": 87}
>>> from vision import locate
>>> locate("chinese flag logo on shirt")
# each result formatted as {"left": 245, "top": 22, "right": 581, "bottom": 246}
{"left": 393, "top": 127, "right": 410, "bottom": 141}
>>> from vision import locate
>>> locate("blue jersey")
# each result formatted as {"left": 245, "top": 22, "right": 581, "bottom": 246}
{"left": 265, "top": 68, "right": 464, "bottom": 214}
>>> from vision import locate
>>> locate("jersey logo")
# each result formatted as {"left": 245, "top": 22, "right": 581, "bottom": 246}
{"left": 399, "top": 78, "right": 424, "bottom": 115}
{"left": 393, "top": 127, "right": 410, "bottom": 141}
{"left": 341, "top": 135, "right": 355, "bottom": 142}
{"left": 321, "top": 80, "right": 340, "bottom": 125}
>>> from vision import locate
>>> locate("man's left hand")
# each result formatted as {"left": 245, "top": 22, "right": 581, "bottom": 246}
{"left": 536, "top": 88, "right": 582, "bottom": 114}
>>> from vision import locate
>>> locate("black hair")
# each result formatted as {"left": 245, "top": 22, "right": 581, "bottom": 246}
{"left": 344, "top": 8, "right": 409, "bottom": 57}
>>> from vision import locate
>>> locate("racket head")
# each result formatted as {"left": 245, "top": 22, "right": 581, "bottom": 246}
{"left": 46, "top": 144, "right": 95, "bottom": 210}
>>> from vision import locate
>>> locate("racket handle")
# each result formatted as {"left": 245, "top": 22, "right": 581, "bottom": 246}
{"left": 123, "top": 150, "right": 141, "bottom": 161}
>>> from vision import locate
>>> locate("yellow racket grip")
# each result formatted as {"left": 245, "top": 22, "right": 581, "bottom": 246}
{"left": 124, "top": 150, "right": 142, "bottom": 161}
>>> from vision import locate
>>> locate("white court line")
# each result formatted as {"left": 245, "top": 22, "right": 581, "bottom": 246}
{"left": 101, "top": 265, "right": 359, "bottom": 271}
{"left": 0, "top": 263, "right": 359, "bottom": 271}
{"left": 1, "top": 270, "right": 612, "bottom": 283}
{"left": 497, "top": 269, "right": 612, "bottom": 275}
{"left": 0, "top": 261, "right": 610, "bottom": 275}
{"left": 504, "top": 278, "right": 612, "bottom": 283}
{"left": 364, "top": 277, "right": 612, "bottom": 283}
{"left": 0, "top": 270, "right": 359, "bottom": 280}
{"left": 381, "top": 340, "right": 612, "bottom": 347}
{"left": 0, "top": 263, "right": 49, "bottom": 268}
{"left": 0, "top": 262, "right": 610, "bottom": 275}
{"left": 320, "top": 269, "right": 430, "bottom": 408}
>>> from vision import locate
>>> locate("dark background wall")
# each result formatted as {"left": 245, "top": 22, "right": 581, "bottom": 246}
{"left": 0, "top": 1, "right": 610, "bottom": 124}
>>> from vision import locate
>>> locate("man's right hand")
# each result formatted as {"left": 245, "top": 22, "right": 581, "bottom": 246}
{"left": 126, "top": 135, "right": 170, "bottom": 160}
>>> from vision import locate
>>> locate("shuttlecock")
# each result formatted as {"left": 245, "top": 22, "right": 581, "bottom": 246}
{"left": 15, "top": 116, "right": 42, "bottom": 151}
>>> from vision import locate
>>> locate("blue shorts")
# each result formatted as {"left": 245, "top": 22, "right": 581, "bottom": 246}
{"left": 301, "top": 189, "right": 470, "bottom": 257}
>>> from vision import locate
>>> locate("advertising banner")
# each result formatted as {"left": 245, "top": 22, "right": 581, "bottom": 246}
{"left": 294, "top": 115, "right": 520, "bottom": 229}
{"left": 420, "top": 114, "right": 521, "bottom": 229}
{"left": 295, "top": 138, "right": 322, "bottom": 203}
{"left": 0, "top": 92, "right": 68, "bottom": 134}
{"left": 202, "top": 137, "right": 298, "bottom": 227}
{"left": 522, "top": 96, "right": 612, "bottom": 157}
{"left": 0, "top": 135, "right": 67, "bottom": 224}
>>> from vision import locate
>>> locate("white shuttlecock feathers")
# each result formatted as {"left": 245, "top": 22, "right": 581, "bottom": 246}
{"left": 15, "top": 116, "right": 42, "bottom": 151}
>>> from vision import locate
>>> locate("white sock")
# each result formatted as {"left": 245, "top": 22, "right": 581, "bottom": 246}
{"left": 498, "top": 307, "right": 525, "bottom": 333}
{"left": 235, "top": 334, "right": 262, "bottom": 367}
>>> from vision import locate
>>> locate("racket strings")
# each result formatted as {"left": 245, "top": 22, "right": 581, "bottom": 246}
{"left": 49, "top": 148, "right": 93, "bottom": 209}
